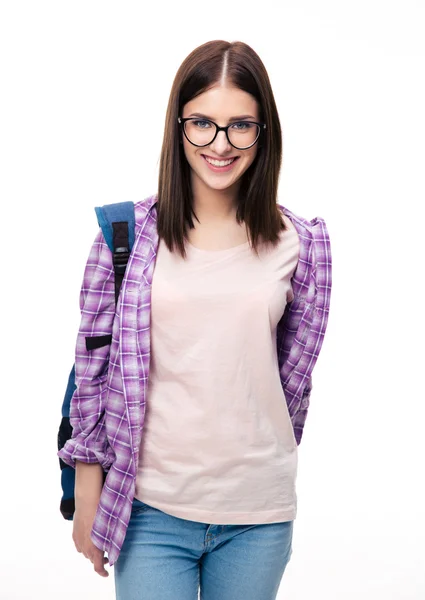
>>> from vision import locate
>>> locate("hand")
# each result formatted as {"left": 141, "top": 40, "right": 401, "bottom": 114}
{"left": 72, "top": 500, "right": 109, "bottom": 577}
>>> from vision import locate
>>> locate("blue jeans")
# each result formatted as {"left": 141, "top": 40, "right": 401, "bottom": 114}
{"left": 114, "top": 498, "right": 294, "bottom": 600}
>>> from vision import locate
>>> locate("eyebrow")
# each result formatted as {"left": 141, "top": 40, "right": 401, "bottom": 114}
{"left": 187, "top": 112, "right": 257, "bottom": 122}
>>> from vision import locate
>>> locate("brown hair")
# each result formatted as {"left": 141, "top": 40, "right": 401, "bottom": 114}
{"left": 157, "top": 39, "right": 287, "bottom": 259}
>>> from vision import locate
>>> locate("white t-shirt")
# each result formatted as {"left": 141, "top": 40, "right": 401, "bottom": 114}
{"left": 135, "top": 213, "right": 300, "bottom": 524}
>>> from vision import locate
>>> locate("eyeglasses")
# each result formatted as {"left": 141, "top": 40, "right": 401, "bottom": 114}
{"left": 178, "top": 117, "right": 266, "bottom": 150}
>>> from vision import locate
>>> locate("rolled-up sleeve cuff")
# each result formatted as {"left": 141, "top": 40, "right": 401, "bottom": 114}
{"left": 57, "top": 440, "right": 114, "bottom": 471}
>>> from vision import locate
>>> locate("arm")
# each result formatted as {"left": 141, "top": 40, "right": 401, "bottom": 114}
{"left": 278, "top": 216, "right": 332, "bottom": 444}
{"left": 75, "top": 461, "right": 104, "bottom": 500}
{"left": 57, "top": 228, "right": 116, "bottom": 470}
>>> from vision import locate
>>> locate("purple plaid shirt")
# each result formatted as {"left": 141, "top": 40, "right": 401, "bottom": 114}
{"left": 58, "top": 193, "right": 332, "bottom": 566}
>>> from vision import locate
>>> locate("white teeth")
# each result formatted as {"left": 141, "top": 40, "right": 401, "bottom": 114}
{"left": 204, "top": 156, "right": 236, "bottom": 167}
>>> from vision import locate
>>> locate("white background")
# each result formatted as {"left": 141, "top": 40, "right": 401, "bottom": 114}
{"left": 1, "top": 1, "right": 424, "bottom": 599}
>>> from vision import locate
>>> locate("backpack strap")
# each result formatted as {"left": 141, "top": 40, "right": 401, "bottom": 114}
{"left": 85, "top": 201, "right": 136, "bottom": 351}
{"left": 94, "top": 201, "right": 135, "bottom": 253}
{"left": 95, "top": 201, "right": 135, "bottom": 304}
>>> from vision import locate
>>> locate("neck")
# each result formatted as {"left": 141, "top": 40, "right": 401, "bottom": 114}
{"left": 190, "top": 173, "right": 240, "bottom": 224}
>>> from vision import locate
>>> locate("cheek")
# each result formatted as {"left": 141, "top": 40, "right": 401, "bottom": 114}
{"left": 241, "top": 147, "right": 258, "bottom": 170}
{"left": 182, "top": 139, "right": 198, "bottom": 168}
{"left": 182, "top": 139, "right": 190, "bottom": 161}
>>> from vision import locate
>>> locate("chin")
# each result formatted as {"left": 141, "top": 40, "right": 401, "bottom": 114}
{"left": 205, "top": 180, "right": 238, "bottom": 192}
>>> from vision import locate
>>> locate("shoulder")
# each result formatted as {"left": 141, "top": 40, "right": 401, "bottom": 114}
{"left": 134, "top": 193, "right": 158, "bottom": 230}
{"left": 277, "top": 203, "right": 331, "bottom": 256}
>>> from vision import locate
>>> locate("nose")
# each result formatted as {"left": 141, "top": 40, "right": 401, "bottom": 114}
{"left": 209, "top": 129, "right": 232, "bottom": 155}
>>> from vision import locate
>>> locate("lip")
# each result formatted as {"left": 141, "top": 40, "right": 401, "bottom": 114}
{"left": 201, "top": 154, "right": 240, "bottom": 173}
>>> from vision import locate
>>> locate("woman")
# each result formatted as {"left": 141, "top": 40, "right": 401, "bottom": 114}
{"left": 58, "top": 39, "right": 332, "bottom": 600}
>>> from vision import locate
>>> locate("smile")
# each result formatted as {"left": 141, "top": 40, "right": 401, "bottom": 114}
{"left": 201, "top": 155, "right": 240, "bottom": 172}
{"left": 204, "top": 156, "right": 236, "bottom": 166}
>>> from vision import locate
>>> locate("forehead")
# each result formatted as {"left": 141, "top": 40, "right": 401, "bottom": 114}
{"left": 182, "top": 85, "right": 259, "bottom": 120}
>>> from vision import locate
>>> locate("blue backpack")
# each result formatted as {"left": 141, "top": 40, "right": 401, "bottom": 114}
{"left": 57, "top": 201, "right": 136, "bottom": 520}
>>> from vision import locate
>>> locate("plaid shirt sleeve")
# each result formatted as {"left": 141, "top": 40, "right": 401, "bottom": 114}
{"left": 57, "top": 229, "right": 116, "bottom": 470}
{"left": 277, "top": 216, "right": 332, "bottom": 445}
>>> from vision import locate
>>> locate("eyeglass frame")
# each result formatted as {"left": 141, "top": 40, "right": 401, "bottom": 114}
{"left": 177, "top": 117, "right": 267, "bottom": 150}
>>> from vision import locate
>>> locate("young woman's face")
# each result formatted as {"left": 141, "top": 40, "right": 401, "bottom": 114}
{"left": 181, "top": 85, "right": 261, "bottom": 195}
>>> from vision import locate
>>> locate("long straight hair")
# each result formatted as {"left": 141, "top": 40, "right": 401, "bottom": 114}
{"left": 157, "top": 40, "right": 287, "bottom": 259}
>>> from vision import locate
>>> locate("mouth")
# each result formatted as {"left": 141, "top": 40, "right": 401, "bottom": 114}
{"left": 201, "top": 154, "right": 240, "bottom": 173}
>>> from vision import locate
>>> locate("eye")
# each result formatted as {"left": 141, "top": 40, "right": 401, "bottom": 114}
{"left": 231, "top": 121, "right": 255, "bottom": 130}
{"left": 192, "top": 119, "right": 212, "bottom": 129}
